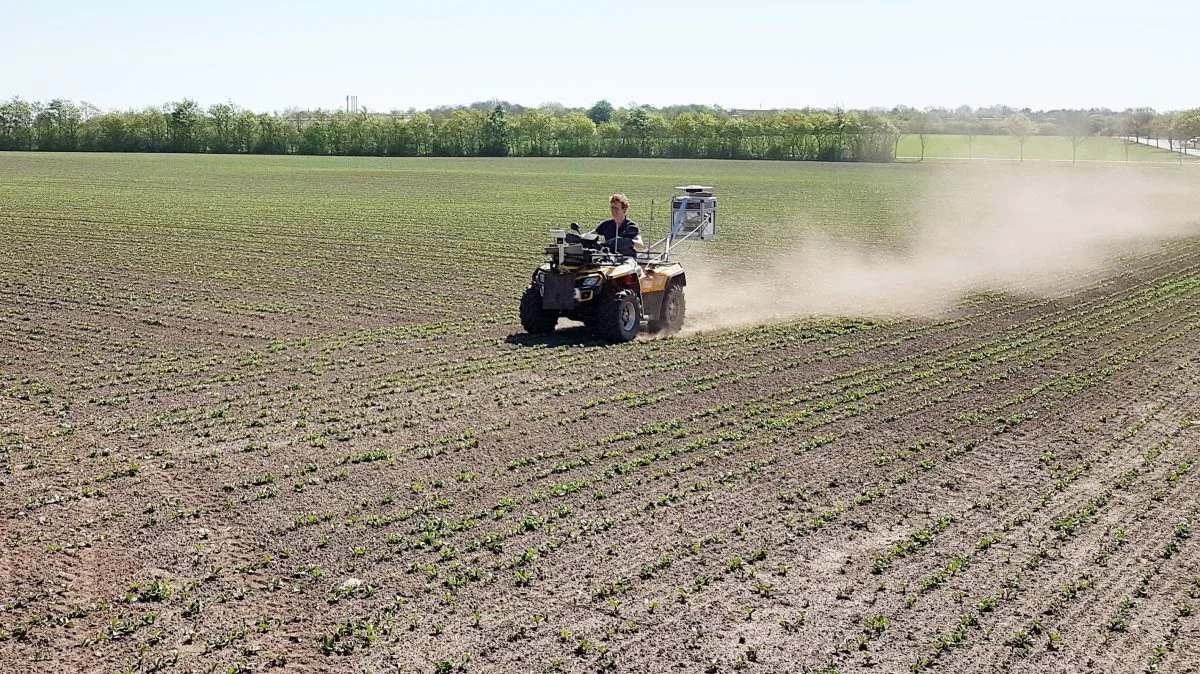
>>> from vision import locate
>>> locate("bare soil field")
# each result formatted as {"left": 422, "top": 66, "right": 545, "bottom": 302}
{"left": 2, "top": 154, "right": 1199, "bottom": 673}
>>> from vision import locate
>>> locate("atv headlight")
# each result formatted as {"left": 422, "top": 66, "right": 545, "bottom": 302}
{"left": 581, "top": 275, "right": 601, "bottom": 287}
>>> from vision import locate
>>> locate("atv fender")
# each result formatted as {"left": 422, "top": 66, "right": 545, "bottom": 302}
{"left": 639, "top": 266, "right": 682, "bottom": 321}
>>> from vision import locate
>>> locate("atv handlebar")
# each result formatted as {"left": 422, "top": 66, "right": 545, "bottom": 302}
{"left": 564, "top": 231, "right": 642, "bottom": 259}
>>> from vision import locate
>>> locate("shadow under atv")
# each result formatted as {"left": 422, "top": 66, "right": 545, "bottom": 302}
{"left": 505, "top": 323, "right": 678, "bottom": 348}
{"left": 503, "top": 324, "right": 610, "bottom": 348}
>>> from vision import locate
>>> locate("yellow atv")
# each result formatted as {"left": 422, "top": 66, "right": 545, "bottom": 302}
{"left": 520, "top": 186, "right": 716, "bottom": 343}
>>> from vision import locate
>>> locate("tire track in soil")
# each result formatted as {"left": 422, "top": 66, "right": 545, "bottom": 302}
{"left": 891, "top": 385, "right": 1199, "bottom": 674}
{"left": 929, "top": 415, "right": 1200, "bottom": 674}
{"left": 1017, "top": 423, "right": 1200, "bottom": 672}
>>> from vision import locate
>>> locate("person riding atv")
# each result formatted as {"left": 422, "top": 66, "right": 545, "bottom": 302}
{"left": 520, "top": 185, "right": 717, "bottom": 343}
{"left": 591, "top": 193, "right": 645, "bottom": 257}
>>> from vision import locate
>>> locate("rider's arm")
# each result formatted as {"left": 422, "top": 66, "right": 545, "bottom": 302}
{"left": 621, "top": 223, "right": 646, "bottom": 251}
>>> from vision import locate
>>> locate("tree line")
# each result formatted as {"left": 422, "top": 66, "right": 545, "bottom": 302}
{"left": 892, "top": 105, "right": 1200, "bottom": 150}
{"left": 2, "top": 97, "right": 1197, "bottom": 161}
{"left": 0, "top": 97, "right": 895, "bottom": 162}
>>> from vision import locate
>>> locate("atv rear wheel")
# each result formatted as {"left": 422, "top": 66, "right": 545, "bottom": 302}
{"left": 519, "top": 284, "right": 558, "bottom": 334}
{"left": 648, "top": 284, "right": 686, "bottom": 335}
{"left": 595, "top": 289, "right": 640, "bottom": 343}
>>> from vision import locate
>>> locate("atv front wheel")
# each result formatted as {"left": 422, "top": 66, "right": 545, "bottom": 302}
{"left": 519, "top": 284, "right": 558, "bottom": 334}
{"left": 648, "top": 284, "right": 686, "bottom": 335}
{"left": 595, "top": 289, "right": 640, "bottom": 343}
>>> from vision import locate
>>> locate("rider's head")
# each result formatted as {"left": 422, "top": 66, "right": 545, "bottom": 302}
{"left": 609, "top": 193, "right": 629, "bottom": 224}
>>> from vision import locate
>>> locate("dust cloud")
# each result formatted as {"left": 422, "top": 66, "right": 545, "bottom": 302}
{"left": 681, "top": 165, "right": 1200, "bottom": 333}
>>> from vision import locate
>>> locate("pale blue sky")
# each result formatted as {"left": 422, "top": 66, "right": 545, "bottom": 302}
{"left": 2, "top": 0, "right": 1196, "bottom": 113}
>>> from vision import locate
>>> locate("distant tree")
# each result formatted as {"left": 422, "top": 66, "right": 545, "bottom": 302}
{"left": 407, "top": 112, "right": 434, "bottom": 156}
{"left": 30, "top": 101, "right": 52, "bottom": 149}
{"left": 383, "top": 116, "right": 414, "bottom": 156}
{"left": 1169, "top": 109, "right": 1200, "bottom": 141}
{"left": 1004, "top": 114, "right": 1038, "bottom": 162}
{"left": 1119, "top": 117, "right": 1139, "bottom": 146}
{"left": 595, "top": 120, "right": 622, "bottom": 156}
{"left": 300, "top": 111, "right": 331, "bottom": 154}
{"left": 775, "top": 111, "right": 813, "bottom": 159}
{"left": 715, "top": 116, "right": 749, "bottom": 159}
{"left": 0, "top": 97, "right": 35, "bottom": 150}
{"left": 587, "top": 100, "right": 614, "bottom": 125}
{"left": 645, "top": 111, "right": 670, "bottom": 157}
{"left": 1151, "top": 114, "right": 1175, "bottom": 150}
{"left": 233, "top": 109, "right": 258, "bottom": 153}
{"left": 343, "top": 111, "right": 373, "bottom": 155}
{"left": 811, "top": 111, "right": 843, "bottom": 160}
{"left": 208, "top": 103, "right": 235, "bottom": 153}
{"left": 903, "top": 112, "right": 940, "bottom": 161}
{"left": 1169, "top": 109, "right": 1200, "bottom": 163}
{"left": 34, "top": 99, "right": 83, "bottom": 151}
{"left": 510, "top": 108, "right": 553, "bottom": 156}
{"left": 325, "top": 112, "right": 349, "bottom": 154}
{"left": 671, "top": 112, "right": 717, "bottom": 158}
{"left": 1065, "top": 116, "right": 1096, "bottom": 165}
{"left": 254, "top": 113, "right": 292, "bottom": 154}
{"left": 1127, "top": 107, "right": 1154, "bottom": 142}
{"left": 553, "top": 112, "right": 596, "bottom": 156}
{"left": 854, "top": 112, "right": 899, "bottom": 162}
{"left": 622, "top": 107, "right": 651, "bottom": 157}
{"left": 832, "top": 109, "right": 867, "bottom": 161}
{"left": 169, "top": 99, "right": 203, "bottom": 152}
{"left": 84, "top": 112, "right": 121, "bottom": 150}
{"left": 434, "top": 110, "right": 470, "bottom": 156}
{"left": 480, "top": 104, "right": 509, "bottom": 156}
{"left": 132, "top": 106, "right": 171, "bottom": 152}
